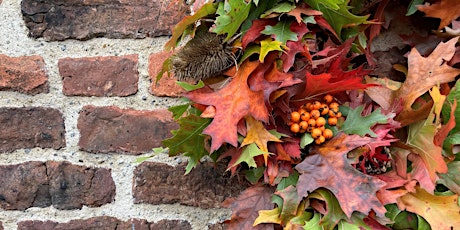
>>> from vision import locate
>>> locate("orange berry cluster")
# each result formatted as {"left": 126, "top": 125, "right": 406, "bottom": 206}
{"left": 289, "top": 94, "right": 342, "bottom": 145}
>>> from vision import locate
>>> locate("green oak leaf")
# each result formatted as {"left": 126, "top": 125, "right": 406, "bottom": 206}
{"left": 168, "top": 103, "right": 190, "bottom": 120}
{"left": 162, "top": 114, "right": 211, "bottom": 174}
{"left": 303, "top": 212, "right": 322, "bottom": 230}
{"left": 342, "top": 105, "right": 389, "bottom": 137}
{"left": 212, "top": 0, "right": 252, "bottom": 41}
{"left": 175, "top": 80, "right": 205, "bottom": 91}
{"left": 442, "top": 80, "right": 460, "bottom": 132}
{"left": 245, "top": 167, "right": 265, "bottom": 184}
{"left": 308, "top": 188, "right": 348, "bottom": 229}
{"left": 438, "top": 161, "right": 460, "bottom": 195}
{"left": 164, "top": 2, "right": 217, "bottom": 50}
{"left": 260, "top": 2, "right": 296, "bottom": 18}
{"left": 232, "top": 143, "right": 266, "bottom": 168}
{"left": 300, "top": 133, "right": 314, "bottom": 148}
{"left": 276, "top": 171, "right": 299, "bottom": 191}
{"left": 261, "top": 20, "right": 298, "bottom": 45}
{"left": 259, "top": 39, "right": 284, "bottom": 62}
{"left": 275, "top": 185, "right": 301, "bottom": 224}
{"left": 304, "top": 0, "right": 368, "bottom": 39}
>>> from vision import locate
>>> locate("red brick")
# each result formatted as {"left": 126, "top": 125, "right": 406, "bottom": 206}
{"left": 17, "top": 217, "right": 191, "bottom": 230}
{"left": 133, "top": 162, "right": 249, "bottom": 209}
{"left": 78, "top": 106, "right": 178, "bottom": 155}
{"left": 46, "top": 161, "right": 115, "bottom": 209}
{"left": 149, "top": 51, "right": 184, "bottom": 97}
{"left": 0, "top": 161, "right": 115, "bottom": 211}
{"left": 208, "top": 223, "right": 227, "bottom": 230}
{"left": 21, "top": 0, "right": 189, "bottom": 41}
{"left": 0, "top": 54, "right": 48, "bottom": 94}
{"left": 59, "top": 55, "right": 138, "bottom": 96}
{"left": 0, "top": 107, "right": 65, "bottom": 153}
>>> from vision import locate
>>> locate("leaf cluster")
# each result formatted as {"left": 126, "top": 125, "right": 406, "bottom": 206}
{"left": 156, "top": 0, "right": 460, "bottom": 229}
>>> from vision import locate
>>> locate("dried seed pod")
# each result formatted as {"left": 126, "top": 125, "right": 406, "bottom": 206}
{"left": 171, "top": 28, "right": 236, "bottom": 81}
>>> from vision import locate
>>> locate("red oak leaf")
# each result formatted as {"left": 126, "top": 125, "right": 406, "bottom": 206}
{"left": 295, "top": 133, "right": 387, "bottom": 218}
{"left": 223, "top": 185, "right": 275, "bottom": 230}
{"left": 242, "top": 19, "right": 277, "bottom": 49}
{"left": 185, "top": 61, "right": 269, "bottom": 152}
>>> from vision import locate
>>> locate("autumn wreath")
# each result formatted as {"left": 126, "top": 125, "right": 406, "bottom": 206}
{"left": 155, "top": 0, "right": 460, "bottom": 229}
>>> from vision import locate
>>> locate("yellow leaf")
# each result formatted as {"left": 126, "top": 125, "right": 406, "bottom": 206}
{"left": 397, "top": 186, "right": 460, "bottom": 230}
{"left": 241, "top": 116, "right": 282, "bottom": 164}
{"left": 253, "top": 207, "right": 282, "bottom": 226}
{"left": 260, "top": 39, "right": 284, "bottom": 63}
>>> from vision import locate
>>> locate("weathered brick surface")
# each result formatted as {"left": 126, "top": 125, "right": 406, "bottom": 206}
{"left": 78, "top": 105, "right": 178, "bottom": 155}
{"left": 0, "top": 221, "right": 3, "bottom": 230}
{"left": 18, "top": 217, "right": 191, "bottom": 230}
{"left": 0, "top": 54, "right": 48, "bottom": 94}
{"left": 46, "top": 161, "right": 115, "bottom": 209}
{"left": 149, "top": 51, "right": 184, "bottom": 97}
{"left": 0, "top": 161, "right": 115, "bottom": 210}
{"left": 59, "top": 55, "right": 138, "bottom": 96}
{"left": 0, "top": 107, "right": 65, "bottom": 153}
{"left": 208, "top": 223, "right": 226, "bottom": 230}
{"left": 133, "top": 162, "right": 249, "bottom": 209}
{"left": 21, "top": 0, "right": 189, "bottom": 41}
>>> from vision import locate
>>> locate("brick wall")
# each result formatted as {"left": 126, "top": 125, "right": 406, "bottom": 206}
{"left": 0, "top": 0, "right": 246, "bottom": 229}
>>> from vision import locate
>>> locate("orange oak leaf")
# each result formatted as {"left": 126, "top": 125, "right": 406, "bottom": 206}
{"left": 223, "top": 185, "right": 275, "bottom": 230}
{"left": 287, "top": 5, "right": 322, "bottom": 24}
{"left": 184, "top": 61, "right": 269, "bottom": 152}
{"left": 397, "top": 186, "right": 460, "bottom": 230}
{"left": 394, "top": 37, "right": 460, "bottom": 124}
{"left": 417, "top": 0, "right": 460, "bottom": 29}
{"left": 295, "top": 133, "right": 387, "bottom": 218}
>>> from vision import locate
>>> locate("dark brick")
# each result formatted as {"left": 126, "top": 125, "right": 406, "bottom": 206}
{"left": 0, "top": 221, "right": 3, "bottom": 230}
{"left": 0, "top": 54, "right": 48, "bottom": 94}
{"left": 78, "top": 106, "right": 178, "bottom": 155}
{"left": 0, "top": 107, "right": 65, "bottom": 153}
{"left": 207, "top": 223, "right": 227, "bottom": 230}
{"left": 0, "top": 161, "right": 49, "bottom": 210}
{"left": 60, "top": 55, "right": 138, "bottom": 96}
{"left": 150, "top": 220, "right": 192, "bottom": 230}
{"left": 21, "top": 0, "right": 189, "bottom": 41}
{"left": 47, "top": 161, "right": 115, "bottom": 209}
{"left": 0, "top": 161, "right": 115, "bottom": 211}
{"left": 18, "top": 217, "right": 190, "bottom": 230}
{"left": 133, "top": 162, "right": 249, "bottom": 209}
{"left": 148, "top": 51, "right": 184, "bottom": 97}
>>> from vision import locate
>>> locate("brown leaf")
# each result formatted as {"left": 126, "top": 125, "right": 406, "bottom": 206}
{"left": 223, "top": 185, "right": 275, "bottom": 230}
{"left": 185, "top": 61, "right": 269, "bottom": 152}
{"left": 417, "top": 0, "right": 460, "bottom": 29}
{"left": 295, "top": 133, "right": 387, "bottom": 218}
{"left": 397, "top": 186, "right": 460, "bottom": 230}
{"left": 394, "top": 37, "right": 460, "bottom": 124}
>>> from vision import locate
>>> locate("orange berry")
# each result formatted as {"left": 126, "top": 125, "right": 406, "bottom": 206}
{"left": 290, "top": 111, "right": 300, "bottom": 123}
{"left": 305, "top": 103, "right": 313, "bottom": 111}
{"left": 324, "top": 94, "right": 333, "bottom": 103}
{"left": 318, "top": 126, "right": 325, "bottom": 131}
{"left": 328, "top": 110, "right": 336, "bottom": 117}
{"left": 308, "top": 119, "right": 316, "bottom": 127}
{"left": 323, "top": 129, "right": 333, "bottom": 139}
{"left": 335, "top": 111, "right": 342, "bottom": 118}
{"left": 290, "top": 123, "right": 300, "bottom": 133}
{"left": 312, "top": 101, "right": 322, "bottom": 110}
{"left": 299, "top": 120, "right": 309, "bottom": 130}
{"left": 319, "top": 104, "right": 329, "bottom": 115}
{"left": 315, "top": 136, "right": 326, "bottom": 145}
{"left": 310, "top": 109, "right": 320, "bottom": 119}
{"left": 300, "top": 111, "right": 311, "bottom": 121}
{"left": 328, "top": 117, "right": 338, "bottom": 126}
{"left": 316, "top": 117, "right": 326, "bottom": 127}
{"left": 311, "top": 128, "right": 322, "bottom": 139}
{"left": 329, "top": 102, "right": 339, "bottom": 109}
{"left": 306, "top": 126, "right": 314, "bottom": 133}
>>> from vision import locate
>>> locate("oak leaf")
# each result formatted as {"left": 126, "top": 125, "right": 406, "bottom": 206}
{"left": 406, "top": 86, "right": 448, "bottom": 182}
{"left": 342, "top": 106, "right": 390, "bottom": 137}
{"left": 212, "top": 0, "right": 251, "bottom": 41}
{"left": 223, "top": 185, "right": 275, "bottom": 230}
{"left": 286, "top": 5, "right": 322, "bottom": 24}
{"left": 394, "top": 37, "right": 460, "bottom": 124}
{"left": 184, "top": 61, "right": 269, "bottom": 152}
{"left": 397, "top": 186, "right": 460, "bottom": 230}
{"left": 417, "top": 0, "right": 460, "bottom": 29}
{"left": 295, "top": 133, "right": 387, "bottom": 218}
{"left": 241, "top": 116, "right": 281, "bottom": 164}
